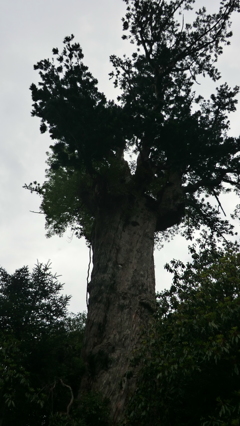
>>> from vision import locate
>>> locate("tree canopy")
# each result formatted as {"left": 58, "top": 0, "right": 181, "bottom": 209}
{"left": 25, "top": 0, "right": 240, "bottom": 242}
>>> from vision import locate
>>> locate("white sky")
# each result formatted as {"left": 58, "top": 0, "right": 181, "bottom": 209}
{"left": 1, "top": 0, "right": 240, "bottom": 313}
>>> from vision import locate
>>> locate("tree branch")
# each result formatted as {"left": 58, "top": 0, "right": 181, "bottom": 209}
{"left": 59, "top": 379, "right": 74, "bottom": 415}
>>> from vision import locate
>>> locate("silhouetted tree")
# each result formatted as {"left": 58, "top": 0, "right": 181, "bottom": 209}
{"left": 0, "top": 262, "right": 85, "bottom": 425}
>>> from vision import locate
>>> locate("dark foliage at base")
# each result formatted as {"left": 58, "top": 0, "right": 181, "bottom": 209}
{"left": 0, "top": 262, "right": 86, "bottom": 425}
{"left": 49, "top": 393, "right": 110, "bottom": 426}
{"left": 126, "top": 235, "right": 240, "bottom": 426}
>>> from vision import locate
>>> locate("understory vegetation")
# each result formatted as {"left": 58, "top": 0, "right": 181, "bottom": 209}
{"left": 2, "top": 234, "right": 240, "bottom": 425}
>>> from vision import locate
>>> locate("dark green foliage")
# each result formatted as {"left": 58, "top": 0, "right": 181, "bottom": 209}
{"left": 126, "top": 235, "right": 240, "bottom": 425}
{"left": 26, "top": 168, "right": 94, "bottom": 240}
{"left": 30, "top": 34, "right": 126, "bottom": 172}
{"left": 26, "top": 0, "right": 240, "bottom": 242}
{"left": 0, "top": 262, "right": 86, "bottom": 426}
{"left": 0, "top": 262, "right": 70, "bottom": 337}
{"left": 49, "top": 392, "right": 110, "bottom": 426}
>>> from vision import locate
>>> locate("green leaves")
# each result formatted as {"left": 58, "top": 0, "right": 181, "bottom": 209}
{"left": 30, "top": 35, "right": 126, "bottom": 175}
{"left": 28, "top": 2, "right": 240, "bottom": 241}
{"left": 127, "top": 235, "right": 240, "bottom": 425}
{"left": 0, "top": 262, "right": 70, "bottom": 338}
{"left": 0, "top": 263, "right": 86, "bottom": 425}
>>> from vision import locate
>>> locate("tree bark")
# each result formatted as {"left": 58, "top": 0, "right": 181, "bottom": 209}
{"left": 80, "top": 193, "right": 157, "bottom": 423}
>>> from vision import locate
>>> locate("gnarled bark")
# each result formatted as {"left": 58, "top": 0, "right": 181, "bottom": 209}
{"left": 79, "top": 164, "right": 185, "bottom": 424}
{"left": 80, "top": 194, "right": 157, "bottom": 423}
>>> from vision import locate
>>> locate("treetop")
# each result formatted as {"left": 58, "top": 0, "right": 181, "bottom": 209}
{"left": 26, "top": 0, "right": 240, "bottom": 241}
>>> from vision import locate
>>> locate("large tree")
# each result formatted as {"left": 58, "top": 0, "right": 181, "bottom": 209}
{"left": 26, "top": 0, "right": 240, "bottom": 422}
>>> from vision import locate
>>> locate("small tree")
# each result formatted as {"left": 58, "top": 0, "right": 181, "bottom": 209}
{"left": 127, "top": 234, "right": 240, "bottom": 425}
{"left": 0, "top": 262, "right": 69, "bottom": 337}
{"left": 26, "top": 0, "right": 240, "bottom": 421}
{"left": 0, "top": 262, "right": 85, "bottom": 426}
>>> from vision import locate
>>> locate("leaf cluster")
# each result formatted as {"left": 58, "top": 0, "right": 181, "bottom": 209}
{"left": 30, "top": 35, "right": 126, "bottom": 173}
{"left": 127, "top": 235, "right": 240, "bottom": 425}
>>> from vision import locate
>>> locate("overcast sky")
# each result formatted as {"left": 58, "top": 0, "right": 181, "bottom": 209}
{"left": 1, "top": 0, "right": 240, "bottom": 314}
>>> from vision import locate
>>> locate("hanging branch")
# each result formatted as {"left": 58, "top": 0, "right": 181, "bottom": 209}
{"left": 59, "top": 379, "right": 74, "bottom": 416}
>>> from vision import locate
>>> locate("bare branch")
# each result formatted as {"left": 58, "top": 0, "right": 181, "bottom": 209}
{"left": 59, "top": 379, "right": 74, "bottom": 415}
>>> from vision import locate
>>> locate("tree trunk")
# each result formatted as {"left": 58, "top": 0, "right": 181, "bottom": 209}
{"left": 80, "top": 193, "right": 157, "bottom": 423}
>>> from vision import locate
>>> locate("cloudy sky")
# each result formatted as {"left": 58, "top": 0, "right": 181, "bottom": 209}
{"left": 1, "top": 0, "right": 240, "bottom": 314}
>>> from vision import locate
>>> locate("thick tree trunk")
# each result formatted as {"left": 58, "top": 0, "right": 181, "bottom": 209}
{"left": 80, "top": 194, "right": 157, "bottom": 423}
